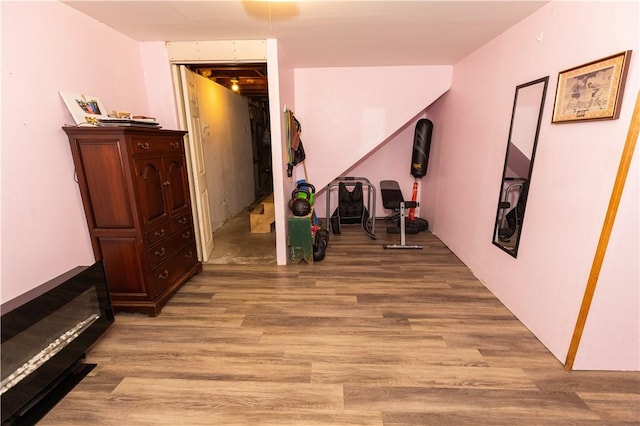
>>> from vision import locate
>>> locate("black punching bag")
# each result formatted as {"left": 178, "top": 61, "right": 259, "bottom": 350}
{"left": 410, "top": 118, "right": 433, "bottom": 178}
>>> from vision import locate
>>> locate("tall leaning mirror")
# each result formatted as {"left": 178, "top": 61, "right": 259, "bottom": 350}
{"left": 493, "top": 76, "right": 548, "bottom": 257}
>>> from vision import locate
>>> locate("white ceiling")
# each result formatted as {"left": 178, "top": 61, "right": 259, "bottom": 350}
{"left": 63, "top": 1, "right": 549, "bottom": 67}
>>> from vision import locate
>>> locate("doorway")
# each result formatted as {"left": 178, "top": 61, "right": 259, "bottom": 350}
{"left": 187, "top": 63, "right": 273, "bottom": 200}
{"left": 175, "top": 63, "right": 276, "bottom": 265}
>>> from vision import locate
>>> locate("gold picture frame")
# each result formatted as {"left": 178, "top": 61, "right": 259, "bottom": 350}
{"left": 552, "top": 50, "right": 632, "bottom": 123}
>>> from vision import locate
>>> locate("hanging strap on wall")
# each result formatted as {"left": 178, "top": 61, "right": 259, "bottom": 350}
{"left": 285, "top": 109, "right": 305, "bottom": 177}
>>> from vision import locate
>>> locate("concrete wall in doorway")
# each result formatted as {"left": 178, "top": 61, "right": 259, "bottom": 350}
{"left": 189, "top": 70, "right": 255, "bottom": 231}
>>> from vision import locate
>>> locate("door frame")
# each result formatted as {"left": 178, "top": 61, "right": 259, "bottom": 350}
{"left": 167, "top": 40, "right": 288, "bottom": 265}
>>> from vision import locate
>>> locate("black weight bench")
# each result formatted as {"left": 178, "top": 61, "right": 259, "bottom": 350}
{"left": 380, "top": 180, "right": 422, "bottom": 249}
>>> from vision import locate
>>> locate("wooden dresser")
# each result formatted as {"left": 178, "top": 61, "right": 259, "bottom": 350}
{"left": 63, "top": 126, "right": 202, "bottom": 316}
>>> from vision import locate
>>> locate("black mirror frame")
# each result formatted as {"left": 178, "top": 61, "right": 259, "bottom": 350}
{"left": 492, "top": 76, "right": 549, "bottom": 257}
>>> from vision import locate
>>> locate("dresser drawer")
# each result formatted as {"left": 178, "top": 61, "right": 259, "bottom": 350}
{"left": 145, "top": 220, "right": 171, "bottom": 247}
{"left": 147, "top": 226, "right": 194, "bottom": 267}
{"left": 147, "top": 243, "right": 198, "bottom": 297}
{"left": 130, "top": 136, "right": 183, "bottom": 156}
{"left": 172, "top": 212, "right": 193, "bottom": 234}
{"left": 175, "top": 226, "right": 195, "bottom": 244}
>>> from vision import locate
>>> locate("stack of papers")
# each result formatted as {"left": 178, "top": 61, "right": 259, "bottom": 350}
{"left": 96, "top": 117, "right": 161, "bottom": 128}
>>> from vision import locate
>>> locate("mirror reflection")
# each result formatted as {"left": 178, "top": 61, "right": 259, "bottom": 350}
{"left": 493, "top": 76, "right": 548, "bottom": 257}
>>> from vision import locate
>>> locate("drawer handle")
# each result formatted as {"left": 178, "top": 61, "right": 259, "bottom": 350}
{"left": 178, "top": 217, "right": 188, "bottom": 225}
{"left": 170, "top": 142, "right": 180, "bottom": 148}
{"left": 155, "top": 247, "right": 166, "bottom": 257}
{"left": 155, "top": 229, "right": 166, "bottom": 238}
{"left": 182, "top": 231, "right": 191, "bottom": 239}
{"left": 158, "top": 270, "right": 169, "bottom": 280}
{"left": 138, "top": 142, "right": 150, "bottom": 150}
{"left": 162, "top": 181, "right": 171, "bottom": 186}
{"left": 185, "top": 251, "right": 194, "bottom": 259}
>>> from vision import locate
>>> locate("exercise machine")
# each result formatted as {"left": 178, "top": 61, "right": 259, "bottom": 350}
{"left": 380, "top": 180, "right": 422, "bottom": 249}
{"left": 325, "top": 177, "right": 377, "bottom": 239}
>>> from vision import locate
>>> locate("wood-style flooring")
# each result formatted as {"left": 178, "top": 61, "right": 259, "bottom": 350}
{"left": 40, "top": 223, "right": 640, "bottom": 425}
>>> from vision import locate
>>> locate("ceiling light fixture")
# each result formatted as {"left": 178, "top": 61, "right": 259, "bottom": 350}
{"left": 230, "top": 78, "right": 239, "bottom": 92}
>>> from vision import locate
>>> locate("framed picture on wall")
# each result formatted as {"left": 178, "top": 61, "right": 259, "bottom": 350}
{"left": 60, "top": 92, "right": 107, "bottom": 125}
{"left": 551, "top": 50, "right": 632, "bottom": 123}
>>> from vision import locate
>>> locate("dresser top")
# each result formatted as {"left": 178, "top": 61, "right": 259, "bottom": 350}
{"left": 62, "top": 126, "right": 187, "bottom": 137}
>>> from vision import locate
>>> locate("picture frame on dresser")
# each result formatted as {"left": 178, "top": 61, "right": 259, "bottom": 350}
{"left": 59, "top": 92, "right": 108, "bottom": 125}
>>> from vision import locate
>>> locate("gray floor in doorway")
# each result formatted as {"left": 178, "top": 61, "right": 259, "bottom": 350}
{"left": 206, "top": 209, "right": 277, "bottom": 265}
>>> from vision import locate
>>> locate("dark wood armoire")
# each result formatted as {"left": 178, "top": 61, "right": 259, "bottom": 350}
{"left": 63, "top": 126, "right": 202, "bottom": 316}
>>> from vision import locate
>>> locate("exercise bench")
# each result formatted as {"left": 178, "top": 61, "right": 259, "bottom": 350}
{"left": 380, "top": 180, "right": 422, "bottom": 249}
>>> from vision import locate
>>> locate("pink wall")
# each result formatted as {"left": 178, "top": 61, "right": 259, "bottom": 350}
{"left": 1, "top": 2, "right": 152, "bottom": 303}
{"left": 577, "top": 149, "right": 638, "bottom": 369}
{"left": 139, "top": 42, "right": 180, "bottom": 130}
{"left": 293, "top": 66, "right": 452, "bottom": 202}
{"left": 425, "top": 1, "right": 639, "bottom": 369}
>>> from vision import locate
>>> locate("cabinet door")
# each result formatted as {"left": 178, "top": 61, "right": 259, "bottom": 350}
{"left": 77, "top": 141, "right": 134, "bottom": 228}
{"left": 134, "top": 158, "right": 168, "bottom": 226}
{"left": 99, "top": 237, "right": 145, "bottom": 296}
{"left": 163, "top": 156, "right": 190, "bottom": 216}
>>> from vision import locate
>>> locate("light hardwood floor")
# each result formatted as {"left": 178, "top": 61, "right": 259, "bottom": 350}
{"left": 41, "top": 223, "right": 640, "bottom": 425}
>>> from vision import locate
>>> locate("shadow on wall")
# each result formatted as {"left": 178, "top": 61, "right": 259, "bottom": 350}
{"left": 241, "top": 1, "right": 300, "bottom": 22}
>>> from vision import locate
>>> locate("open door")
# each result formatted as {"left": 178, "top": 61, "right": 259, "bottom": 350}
{"left": 179, "top": 65, "right": 214, "bottom": 262}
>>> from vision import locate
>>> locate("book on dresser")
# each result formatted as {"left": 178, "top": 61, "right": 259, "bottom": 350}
{"left": 63, "top": 126, "right": 202, "bottom": 316}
